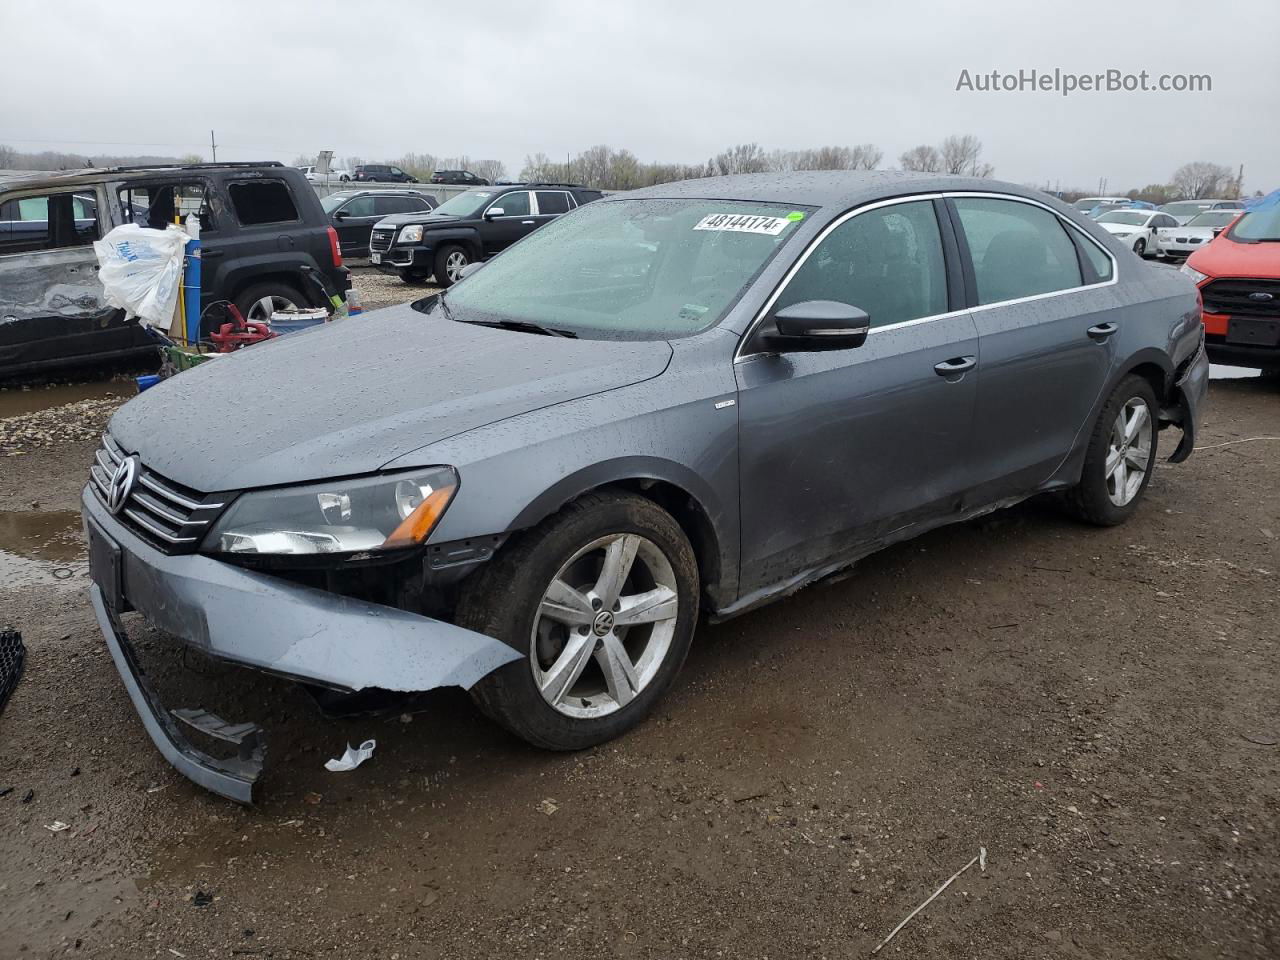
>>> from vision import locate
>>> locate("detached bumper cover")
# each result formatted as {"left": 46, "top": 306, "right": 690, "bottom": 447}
{"left": 1164, "top": 339, "right": 1210, "bottom": 464}
{"left": 82, "top": 489, "right": 519, "bottom": 802}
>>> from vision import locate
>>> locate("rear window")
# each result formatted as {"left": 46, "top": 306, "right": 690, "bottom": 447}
{"left": 535, "top": 191, "right": 572, "bottom": 215}
{"left": 228, "top": 180, "right": 299, "bottom": 225}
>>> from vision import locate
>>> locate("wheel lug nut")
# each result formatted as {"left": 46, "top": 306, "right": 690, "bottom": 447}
{"left": 578, "top": 626, "right": 589, "bottom": 635}
{"left": 591, "top": 597, "right": 603, "bottom": 610}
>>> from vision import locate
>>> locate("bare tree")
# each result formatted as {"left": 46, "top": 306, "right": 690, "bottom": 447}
{"left": 520, "top": 152, "right": 559, "bottom": 182}
{"left": 472, "top": 158, "right": 506, "bottom": 182}
{"left": 0, "top": 143, "right": 17, "bottom": 169}
{"left": 709, "top": 143, "right": 769, "bottom": 177}
{"left": 940, "top": 135, "right": 983, "bottom": 175}
{"left": 899, "top": 145, "right": 943, "bottom": 172}
{"left": 1171, "top": 161, "right": 1233, "bottom": 199}
{"left": 849, "top": 143, "right": 883, "bottom": 170}
{"left": 290, "top": 154, "right": 314, "bottom": 167}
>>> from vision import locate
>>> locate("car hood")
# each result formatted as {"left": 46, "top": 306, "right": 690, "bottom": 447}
{"left": 1187, "top": 235, "right": 1280, "bottom": 281}
{"left": 109, "top": 303, "right": 673, "bottom": 492}
{"left": 375, "top": 212, "right": 463, "bottom": 229}
{"left": 1099, "top": 222, "right": 1144, "bottom": 234}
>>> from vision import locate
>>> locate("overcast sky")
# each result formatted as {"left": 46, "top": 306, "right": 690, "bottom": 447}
{"left": 2, "top": 0, "right": 1277, "bottom": 193}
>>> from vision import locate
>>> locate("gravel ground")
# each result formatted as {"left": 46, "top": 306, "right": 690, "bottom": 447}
{"left": 349, "top": 263, "right": 439, "bottom": 312}
{"left": 0, "top": 373, "right": 1277, "bottom": 959}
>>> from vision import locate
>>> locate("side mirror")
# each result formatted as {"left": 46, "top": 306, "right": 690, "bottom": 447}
{"left": 458, "top": 262, "right": 485, "bottom": 280}
{"left": 1212, "top": 227, "right": 1224, "bottom": 237}
{"left": 485, "top": 207, "right": 506, "bottom": 219}
{"left": 762, "top": 301, "right": 870, "bottom": 352}
{"left": 333, "top": 211, "right": 349, "bottom": 220}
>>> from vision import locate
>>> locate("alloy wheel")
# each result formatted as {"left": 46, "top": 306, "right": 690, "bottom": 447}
{"left": 246, "top": 294, "right": 299, "bottom": 323}
{"left": 445, "top": 250, "right": 468, "bottom": 283}
{"left": 530, "top": 533, "right": 679, "bottom": 719}
{"left": 1105, "top": 397, "right": 1153, "bottom": 506}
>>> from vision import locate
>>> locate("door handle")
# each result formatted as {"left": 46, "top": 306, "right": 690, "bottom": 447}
{"left": 934, "top": 356, "right": 976, "bottom": 377}
{"left": 521, "top": 220, "right": 535, "bottom": 225}
{"left": 1087, "top": 322, "right": 1118, "bottom": 341}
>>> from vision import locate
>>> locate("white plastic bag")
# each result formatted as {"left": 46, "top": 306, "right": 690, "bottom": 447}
{"left": 93, "top": 224, "right": 190, "bottom": 329}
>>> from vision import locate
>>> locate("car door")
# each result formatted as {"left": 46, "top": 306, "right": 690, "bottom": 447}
{"left": 1151, "top": 213, "right": 1177, "bottom": 252}
{"left": 735, "top": 197, "right": 980, "bottom": 593}
{"left": 333, "top": 194, "right": 379, "bottom": 254}
{"left": 946, "top": 194, "right": 1118, "bottom": 503}
{"left": 533, "top": 190, "right": 573, "bottom": 231}
{"left": 482, "top": 190, "right": 535, "bottom": 254}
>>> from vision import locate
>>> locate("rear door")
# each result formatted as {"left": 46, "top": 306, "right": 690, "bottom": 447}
{"left": 533, "top": 190, "right": 573, "bottom": 231}
{"left": 333, "top": 194, "right": 379, "bottom": 254}
{"left": 735, "top": 197, "right": 980, "bottom": 592}
{"left": 946, "top": 194, "right": 1118, "bottom": 502}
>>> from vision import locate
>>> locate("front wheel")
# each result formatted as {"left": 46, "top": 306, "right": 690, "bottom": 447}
{"left": 457, "top": 492, "right": 699, "bottom": 750}
{"left": 1133, "top": 237, "right": 1147, "bottom": 257}
{"left": 1063, "top": 374, "right": 1158, "bottom": 526}
{"left": 433, "top": 244, "right": 470, "bottom": 287}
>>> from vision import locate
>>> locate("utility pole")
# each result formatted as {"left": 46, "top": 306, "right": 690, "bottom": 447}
{"left": 1236, "top": 163, "right": 1244, "bottom": 197}
{"left": 210, "top": 130, "right": 218, "bottom": 163}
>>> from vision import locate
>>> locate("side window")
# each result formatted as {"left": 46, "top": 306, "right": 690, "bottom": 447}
{"left": 774, "top": 200, "right": 948, "bottom": 328}
{"left": 0, "top": 191, "right": 101, "bottom": 255}
{"left": 340, "top": 196, "right": 376, "bottom": 217}
{"left": 228, "top": 179, "right": 299, "bottom": 226}
{"left": 535, "top": 191, "right": 571, "bottom": 215}
{"left": 953, "top": 197, "right": 1083, "bottom": 305}
{"left": 390, "top": 167, "right": 405, "bottom": 177}
{"left": 372, "top": 196, "right": 404, "bottom": 216}
{"left": 493, "top": 191, "right": 530, "bottom": 216}
{"left": 1072, "top": 228, "right": 1114, "bottom": 284}
{"left": 1157, "top": 215, "right": 1177, "bottom": 229}
{"left": 120, "top": 182, "right": 215, "bottom": 231}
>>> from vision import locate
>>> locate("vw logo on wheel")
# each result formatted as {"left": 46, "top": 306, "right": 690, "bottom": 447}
{"left": 107, "top": 455, "right": 140, "bottom": 515}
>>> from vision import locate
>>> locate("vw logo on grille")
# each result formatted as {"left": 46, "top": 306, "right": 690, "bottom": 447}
{"left": 1248, "top": 292, "right": 1275, "bottom": 302}
{"left": 107, "top": 455, "right": 140, "bottom": 515}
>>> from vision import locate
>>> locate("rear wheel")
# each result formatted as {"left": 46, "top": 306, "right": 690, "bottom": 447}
{"left": 457, "top": 492, "right": 699, "bottom": 750}
{"left": 234, "top": 281, "right": 305, "bottom": 326}
{"left": 433, "top": 245, "right": 470, "bottom": 287}
{"left": 1064, "top": 374, "right": 1158, "bottom": 526}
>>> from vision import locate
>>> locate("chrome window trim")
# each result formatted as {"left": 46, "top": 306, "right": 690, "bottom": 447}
{"left": 735, "top": 190, "right": 1120, "bottom": 363}
{"left": 531, "top": 190, "right": 573, "bottom": 217}
{"left": 484, "top": 190, "right": 531, "bottom": 219}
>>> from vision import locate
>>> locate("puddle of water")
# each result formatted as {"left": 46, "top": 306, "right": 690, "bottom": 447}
{"left": 0, "top": 379, "right": 126, "bottom": 419}
{"left": 0, "top": 509, "right": 88, "bottom": 588}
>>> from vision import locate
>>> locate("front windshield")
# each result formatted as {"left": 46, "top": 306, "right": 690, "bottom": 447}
{"left": 1186, "top": 211, "right": 1236, "bottom": 228}
{"left": 1229, "top": 206, "right": 1280, "bottom": 242}
{"left": 431, "top": 189, "right": 496, "bottom": 218}
{"left": 1098, "top": 211, "right": 1147, "bottom": 225}
{"left": 320, "top": 193, "right": 354, "bottom": 213}
{"left": 436, "top": 198, "right": 812, "bottom": 339}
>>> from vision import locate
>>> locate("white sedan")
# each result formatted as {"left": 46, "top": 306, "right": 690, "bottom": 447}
{"left": 299, "top": 165, "right": 352, "bottom": 183}
{"left": 1153, "top": 209, "right": 1240, "bottom": 260}
{"left": 1094, "top": 209, "right": 1179, "bottom": 259}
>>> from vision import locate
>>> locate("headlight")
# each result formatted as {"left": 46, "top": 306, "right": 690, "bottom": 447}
{"left": 204, "top": 467, "right": 457, "bottom": 556}
{"left": 398, "top": 224, "right": 424, "bottom": 243}
{"left": 1179, "top": 264, "right": 1208, "bottom": 284}
{"left": 1113, "top": 231, "right": 1132, "bottom": 238}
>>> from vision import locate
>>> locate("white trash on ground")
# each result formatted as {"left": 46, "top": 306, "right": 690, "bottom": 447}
{"left": 93, "top": 224, "right": 190, "bottom": 329}
{"left": 324, "top": 739, "right": 376, "bottom": 772}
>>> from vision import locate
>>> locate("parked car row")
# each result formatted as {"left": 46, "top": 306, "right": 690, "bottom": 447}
{"left": 0, "top": 162, "right": 350, "bottom": 378}
{"left": 321, "top": 189, "right": 435, "bottom": 257}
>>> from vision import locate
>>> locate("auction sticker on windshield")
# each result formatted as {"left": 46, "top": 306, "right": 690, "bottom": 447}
{"left": 694, "top": 213, "right": 793, "bottom": 235}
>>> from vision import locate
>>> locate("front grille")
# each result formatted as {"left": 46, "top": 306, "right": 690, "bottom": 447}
{"left": 1173, "top": 236, "right": 1205, "bottom": 246}
{"left": 89, "top": 434, "right": 228, "bottom": 554}
{"left": 369, "top": 228, "right": 395, "bottom": 254}
{"left": 1202, "top": 278, "right": 1280, "bottom": 319}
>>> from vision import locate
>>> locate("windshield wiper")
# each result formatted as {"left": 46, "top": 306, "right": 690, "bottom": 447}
{"left": 454, "top": 317, "right": 577, "bottom": 338}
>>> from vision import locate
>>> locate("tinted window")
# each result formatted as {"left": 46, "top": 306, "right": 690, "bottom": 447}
{"left": 0, "top": 191, "right": 100, "bottom": 254}
{"left": 774, "top": 200, "right": 947, "bottom": 328}
{"left": 536, "top": 191, "right": 571, "bottom": 215}
{"left": 373, "top": 196, "right": 415, "bottom": 215}
{"left": 339, "top": 196, "right": 376, "bottom": 217}
{"left": 1073, "top": 229, "right": 1114, "bottom": 283}
{"left": 953, "top": 198, "right": 1082, "bottom": 304}
{"left": 228, "top": 180, "right": 299, "bottom": 225}
{"left": 492, "top": 191, "right": 530, "bottom": 216}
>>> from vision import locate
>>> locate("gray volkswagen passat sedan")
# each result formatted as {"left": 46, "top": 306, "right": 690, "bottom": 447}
{"left": 83, "top": 172, "right": 1209, "bottom": 802}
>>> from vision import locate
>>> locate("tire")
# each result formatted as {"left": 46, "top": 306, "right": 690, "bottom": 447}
{"left": 233, "top": 281, "right": 306, "bottom": 326}
{"left": 1063, "top": 374, "right": 1159, "bottom": 526}
{"left": 433, "top": 244, "right": 470, "bottom": 287}
{"left": 396, "top": 268, "right": 428, "bottom": 284}
{"left": 457, "top": 492, "right": 700, "bottom": 751}
{"left": 1133, "top": 237, "right": 1147, "bottom": 258}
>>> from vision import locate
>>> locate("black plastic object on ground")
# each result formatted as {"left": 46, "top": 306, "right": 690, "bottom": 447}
{"left": 0, "top": 628, "right": 25, "bottom": 712}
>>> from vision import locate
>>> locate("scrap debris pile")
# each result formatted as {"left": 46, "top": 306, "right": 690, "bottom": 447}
{"left": 0, "top": 395, "right": 126, "bottom": 454}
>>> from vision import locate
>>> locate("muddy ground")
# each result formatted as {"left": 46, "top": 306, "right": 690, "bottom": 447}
{"left": 1, "top": 330, "right": 1277, "bottom": 958}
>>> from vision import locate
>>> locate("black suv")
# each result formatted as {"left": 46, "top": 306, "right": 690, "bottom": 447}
{"left": 429, "top": 170, "right": 489, "bottom": 185}
{"left": 322, "top": 189, "right": 435, "bottom": 258}
{"left": 368, "top": 182, "right": 603, "bottom": 285}
{"left": 353, "top": 164, "right": 417, "bottom": 184}
{"left": 0, "top": 162, "right": 350, "bottom": 378}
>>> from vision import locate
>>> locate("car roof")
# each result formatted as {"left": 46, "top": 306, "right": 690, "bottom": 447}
{"left": 0, "top": 161, "right": 286, "bottom": 190}
{"left": 616, "top": 171, "right": 1060, "bottom": 212}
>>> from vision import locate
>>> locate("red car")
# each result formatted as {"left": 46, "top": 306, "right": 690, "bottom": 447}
{"left": 1183, "top": 198, "right": 1280, "bottom": 370}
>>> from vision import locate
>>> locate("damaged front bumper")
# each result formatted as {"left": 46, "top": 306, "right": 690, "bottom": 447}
{"left": 81, "top": 489, "right": 518, "bottom": 803}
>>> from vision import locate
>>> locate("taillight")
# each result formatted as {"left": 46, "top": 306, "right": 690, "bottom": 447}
{"left": 326, "top": 226, "right": 343, "bottom": 268}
